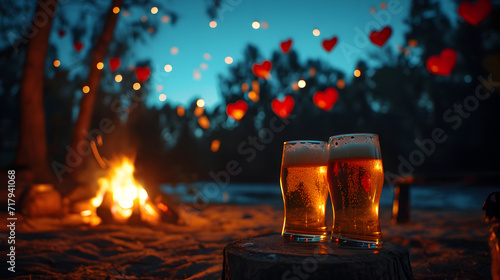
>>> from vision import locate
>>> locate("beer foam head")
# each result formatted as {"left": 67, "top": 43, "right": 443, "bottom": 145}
{"left": 282, "top": 140, "right": 327, "bottom": 166}
{"left": 328, "top": 134, "right": 381, "bottom": 159}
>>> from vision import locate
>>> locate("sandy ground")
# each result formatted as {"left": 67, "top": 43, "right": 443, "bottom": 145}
{"left": 0, "top": 203, "right": 492, "bottom": 280}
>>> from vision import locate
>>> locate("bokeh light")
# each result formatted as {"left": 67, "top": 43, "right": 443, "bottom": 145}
{"left": 248, "top": 91, "right": 259, "bottom": 102}
{"left": 309, "top": 67, "right": 316, "bottom": 77}
{"left": 313, "top": 29, "right": 320, "bottom": 36}
{"left": 203, "top": 53, "right": 212, "bottom": 60}
{"left": 193, "top": 69, "right": 201, "bottom": 80}
{"left": 200, "top": 63, "right": 208, "bottom": 70}
{"left": 209, "top": 21, "right": 217, "bottom": 28}
{"left": 196, "top": 99, "right": 205, "bottom": 107}
{"left": 298, "top": 79, "right": 306, "bottom": 88}
{"left": 151, "top": 7, "right": 158, "bottom": 14}
{"left": 164, "top": 64, "right": 172, "bottom": 72}
{"left": 252, "top": 80, "right": 260, "bottom": 93}
{"left": 194, "top": 106, "right": 204, "bottom": 117}
{"left": 141, "top": 16, "right": 148, "bottom": 22}
{"left": 211, "top": 139, "right": 221, "bottom": 152}
{"left": 252, "top": 21, "right": 260, "bottom": 29}
{"left": 261, "top": 22, "right": 269, "bottom": 29}
{"left": 198, "top": 115, "right": 210, "bottom": 129}
{"left": 177, "top": 106, "right": 185, "bottom": 117}
{"left": 159, "top": 94, "right": 167, "bottom": 102}
{"left": 170, "top": 46, "right": 179, "bottom": 55}
{"left": 114, "top": 74, "right": 123, "bottom": 83}
{"left": 225, "top": 56, "right": 233, "bottom": 64}
{"left": 82, "top": 86, "right": 90, "bottom": 94}
{"left": 156, "top": 85, "right": 163, "bottom": 92}
{"left": 337, "top": 79, "right": 345, "bottom": 89}
{"left": 53, "top": 60, "right": 60, "bottom": 67}
{"left": 241, "top": 83, "right": 249, "bottom": 92}
{"left": 354, "top": 69, "right": 361, "bottom": 77}
{"left": 133, "top": 82, "right": 141, "bottom": 90}
{"left": 96, "top": 62, "right": 104, "bottom": 70}
{"left": 161, "top": 15, "right": 170, "bottom": 23}
{"left": 112, "top": 7, "right": 120, "bottom": 14}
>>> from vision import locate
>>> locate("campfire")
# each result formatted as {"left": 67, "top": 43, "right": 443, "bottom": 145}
{"left": 82, "top": 157, "right": 160, "bottom": 226}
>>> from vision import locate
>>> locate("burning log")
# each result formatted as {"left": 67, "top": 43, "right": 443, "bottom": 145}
{"left": 89, "top": 157, "right": 161, "bottom": 225}
{"left": 52, "top": 156, "right": 182, "bottom": 228}
{"left": 64, "top": 157, "right": 180, "bottom": 227}
{"left": 154, "top": 193, "right": 180, "bottom": 224}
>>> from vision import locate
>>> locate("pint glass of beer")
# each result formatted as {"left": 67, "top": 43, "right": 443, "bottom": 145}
{"left": 280, "top": 140, "right": 329, "bottom": 242}
{"left": 328, "top": 134, "right": 384, "bottom": 248}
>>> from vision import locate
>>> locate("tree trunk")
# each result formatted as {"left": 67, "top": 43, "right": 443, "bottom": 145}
{"left": 67, "top": 0, "right": 123, "bottom": 184}
{"left": 15, "top": 0, "right": 58, "bottom": 184}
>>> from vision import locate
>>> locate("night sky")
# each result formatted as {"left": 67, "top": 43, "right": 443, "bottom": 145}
{"left": 47, "top": 0, "right": 458, "bottom": 109}
{"left": 142, "top": 0, "right": 414, "bottom": 108}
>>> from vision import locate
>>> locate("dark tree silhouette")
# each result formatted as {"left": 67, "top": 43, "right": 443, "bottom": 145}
{"left": 15, "top": 0, "right": 58, "bottom": 184}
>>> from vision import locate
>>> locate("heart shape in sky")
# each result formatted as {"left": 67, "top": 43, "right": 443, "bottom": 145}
{"left": 369, "top": 26, "right": 392, "bottom": 47}
{"left": 135, "top": 66, "right": 151, "bottom": 83}
{"left": 59, "top": 30, "right": 65, "bottom": 37}
{"left": 458, "top": 0, "right": 492, "bottom": 26}
{"left": 252, "top": 60, "right": 272, "bottom": 79}
{"left": 426, "top": 48, "right": 457, "bottom": 76}
{"left": 73, "top": 42, "right": 83, "bottom": 52}
{"left": 280, "top": 39, "right": 293, "bottom": 54}
{"left": 226, "top": 100, "right": 248, "bottom": 121}
{"left": 322, "top": 36, "right": 338, "bottom": 52}
{"left": 272, "top": 95, "right": 295, "bottom": 119}
{"left": 313, "top": 87, "right": 339, "bottom": 111}
{"left": 108, "top": 57, "right": 121, "bottom": 72}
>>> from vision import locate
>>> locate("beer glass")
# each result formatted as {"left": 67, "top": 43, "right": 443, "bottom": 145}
{"left": 327, "top": 133, "right": 384, "bottom": 248}
{"left": 280, "top": 140, "right": 329, "bottom": 242}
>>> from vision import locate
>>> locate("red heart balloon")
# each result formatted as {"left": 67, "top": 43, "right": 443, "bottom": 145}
{"left": 252, "top": 60, "right": 272, "bottom": 79}
{"left": 426, "top": 48, "right": 457, "bottom": 76}
{"left": 313, "top": 87, "right": 339, "bottom": 111}
{"left": 59, "top": 30, "right": 65, "bottom": 37}
{"left": 280, "top": 39, "right": 293, "bottom": 54}
{"left": 458, "top": 0, "right": 492, "bottom": 26}
{"left": 369, "top": 26, "right": 392, "bottom": 47}
{"left": 272, "top": 95, "right": 295, "bottom": 119}
{"left": 322, "top": 37, "right": 338, "bottom": 52}
{"left": 226, "top": 100, "right": 248, "bottom": 121}
{"left": 109, "top": 57, "right": 121, "bottom": 72}
{"left": 74, "top": 42, "right": 83, "bottom": 52}
{"left": 135, "top": 66, "right": 151, "bottom": 83}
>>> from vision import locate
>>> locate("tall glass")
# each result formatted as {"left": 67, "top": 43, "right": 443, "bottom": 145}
{"left": 280, "top": 140, "right": 329, "bottom": 242}
{"left": 327, "top": 133, "right": 384, "bottom": 248}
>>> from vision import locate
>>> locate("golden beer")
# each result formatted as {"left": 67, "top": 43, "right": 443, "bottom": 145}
{"left": 328, "top": 134, "right": 384, "bottom": 248}
{"left": 280, "top": 141, "right": 329, "bottom": 242}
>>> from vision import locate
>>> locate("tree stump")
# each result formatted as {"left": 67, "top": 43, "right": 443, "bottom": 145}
{"left": 222, "top": 233, "right": 413, "bottom": 280}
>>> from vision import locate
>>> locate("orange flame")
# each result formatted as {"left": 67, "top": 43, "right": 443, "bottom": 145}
{"left": 90, "top": 157, "right": 160, "bottom": 225}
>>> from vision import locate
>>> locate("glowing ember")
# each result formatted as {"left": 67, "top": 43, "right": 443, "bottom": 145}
{"left": 89, "top": 157, "right": 160, "bottom": 225}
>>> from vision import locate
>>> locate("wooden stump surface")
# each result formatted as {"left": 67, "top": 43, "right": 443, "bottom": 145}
{"left": 222, "top": 233, "right": 413, "bottom": 280}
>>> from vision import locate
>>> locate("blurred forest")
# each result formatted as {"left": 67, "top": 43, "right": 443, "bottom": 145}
{"left": 1, "top": 0, "right": 500, "bottom": 189}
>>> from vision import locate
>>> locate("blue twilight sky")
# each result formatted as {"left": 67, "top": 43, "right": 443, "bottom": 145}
{"left": 79, "top": 0, "right": 457, "bottom": 109}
